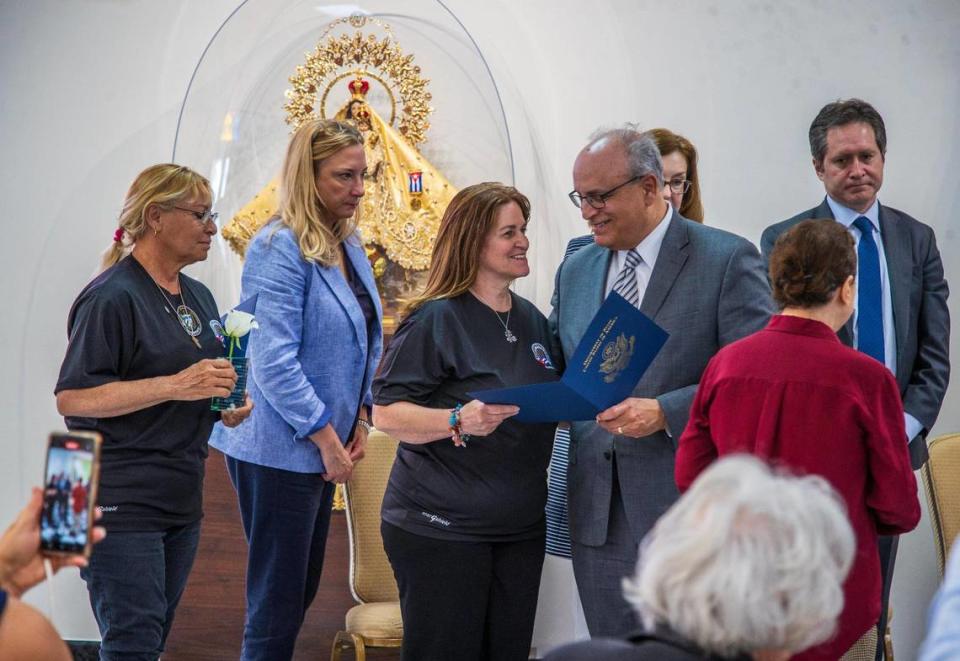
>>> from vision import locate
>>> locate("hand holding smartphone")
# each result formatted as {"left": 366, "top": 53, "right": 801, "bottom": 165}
{"left": 39, "top": 431, "right": 101, "bottom": 559}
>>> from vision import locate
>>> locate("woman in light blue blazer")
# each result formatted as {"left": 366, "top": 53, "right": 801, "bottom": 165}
{"left": 210, "top": 119, "right": 382, "bottom": 661}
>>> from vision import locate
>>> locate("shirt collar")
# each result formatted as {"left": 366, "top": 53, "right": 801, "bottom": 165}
{"left": 826, "top": 196, "right": 880, "bottom": 233}
{"left": 767, "top": 314, "right": 841, "bottom": 342}
{"left": 618, "top": 202, "right": 672, "bottom": 269}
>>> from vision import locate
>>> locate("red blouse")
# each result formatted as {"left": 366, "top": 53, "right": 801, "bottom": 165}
{"left": 675, "top": 315, "right": 920, "bottom": 661}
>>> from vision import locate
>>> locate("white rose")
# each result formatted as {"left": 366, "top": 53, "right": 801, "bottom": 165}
{"left": 224, "top": 310, "right": 259, "bottom": 337}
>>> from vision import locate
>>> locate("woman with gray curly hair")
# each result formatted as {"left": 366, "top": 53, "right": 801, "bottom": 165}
{"left": 546, "top": 454, "right": 855, "bottom": 660}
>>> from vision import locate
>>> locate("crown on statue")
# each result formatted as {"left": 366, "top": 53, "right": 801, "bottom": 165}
{"left": 348, "top": 76, "right": 370, "bottom": 99}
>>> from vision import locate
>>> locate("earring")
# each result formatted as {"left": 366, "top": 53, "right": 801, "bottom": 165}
{"left": 153, "top": 225, "right": 160, "bottom": 236}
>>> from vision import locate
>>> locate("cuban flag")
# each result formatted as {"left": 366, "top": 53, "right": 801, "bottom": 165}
{"left": 408, "top": 171, "right": 423, "bottom": 194}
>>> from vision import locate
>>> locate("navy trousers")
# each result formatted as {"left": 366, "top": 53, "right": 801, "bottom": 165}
{"left": 81, "top": 520, "right": 201, "bottom": 661}
{"left": 226, "top": 455, "right": 335, "bottom": 661}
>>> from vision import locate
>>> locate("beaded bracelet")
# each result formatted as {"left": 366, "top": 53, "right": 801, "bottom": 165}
{"left": 448, "top": 403, "right": 470, "bottom": 447}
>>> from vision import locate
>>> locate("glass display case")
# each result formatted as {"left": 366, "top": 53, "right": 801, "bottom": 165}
{"left": 173, "top": 0, "right": 514, "bottom": 334}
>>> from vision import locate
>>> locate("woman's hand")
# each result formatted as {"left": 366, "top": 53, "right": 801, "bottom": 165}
{"left": 0, "top": 489, "right": 106, "bottom": 598}
{"left": 458, "top": 400, "right": 519, "bottom": 437}
{"left": 168, "top": 358, "right": 237, "bottom": 401}
{"left": 221, "top": 395, "right": 254, "bottom": 428}
{"left": 310, "top": 424, "right": 353, "bottom": 484}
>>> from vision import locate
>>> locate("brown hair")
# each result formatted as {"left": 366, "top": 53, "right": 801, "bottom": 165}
{"left": 648, "top": 128, "right": 704, "bottom": 223}
{"left": 278, "top": 119, "right": 363, "bottom": 266}
{"left": 769, "top": 219, "right": 856, "bottom": 309}
{"left": 809, "top": 98, "right": 886, "bottom": 165}
{"left": 100, "top": 164, "right": 212, "bottom": 272}
{"left": 409, "top": 182, "right": 531, "bottom": 310}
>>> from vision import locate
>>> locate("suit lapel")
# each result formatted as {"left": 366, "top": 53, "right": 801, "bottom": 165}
{"left": 564, "top": 245, "right": 610, "bottom": 356}
{"left": 312, "top": 240, "right": 369, "bottom": 347}
{"left": 639, "top": 212, "right": 688, "bottom": 319}
{"left": 878, "top": 205, "right": 911, "bottom": 376}
{"left": 584, "top": 246, "right": 609, "bottom": 310}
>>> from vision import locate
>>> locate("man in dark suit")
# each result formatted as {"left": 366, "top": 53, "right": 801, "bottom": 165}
{"left": 550, "top": 126, "right": 773, "bottom": 637}
{"left": 761, "top": 98, "right": 950, "bottom": 659}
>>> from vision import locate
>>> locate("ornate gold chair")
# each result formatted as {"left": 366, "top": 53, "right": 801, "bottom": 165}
{"left": 921, "top": 432, "right": 960, "bottom": 577}
{"left": 330, "top": 430, "right": 402, "bottom": 661}
{"left": 841, "top": 627, "right": 879, "bottom": 661}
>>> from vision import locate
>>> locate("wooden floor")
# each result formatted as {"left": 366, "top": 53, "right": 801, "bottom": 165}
{"left": 163, "top": 448, "right": 400, "bottom": 660}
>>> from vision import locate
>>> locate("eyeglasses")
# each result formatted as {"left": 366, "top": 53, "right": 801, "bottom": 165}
{"left": 664, "top": 178, "right": 692, "bottom": 195}
{"left": 172, "top": 206, "right": 219, "bottom": 225}
{"left": 568, "top": 176, "right": 641, "bottom": 210}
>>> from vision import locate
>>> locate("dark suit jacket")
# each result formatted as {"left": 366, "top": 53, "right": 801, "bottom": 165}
{"left": 760, "top": 199, "right": 950, "bottom": 467}
{"left": 550, "top": 212, "right": 774, "bottom": 546}
{"left": 544, "top": 627, "right": 750, "bottom": 661}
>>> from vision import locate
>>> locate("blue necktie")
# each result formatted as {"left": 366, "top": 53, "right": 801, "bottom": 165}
{"left": 853, "top": 216, "right": 884, "bottom": 363}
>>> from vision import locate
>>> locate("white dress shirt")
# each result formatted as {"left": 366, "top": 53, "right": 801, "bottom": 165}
{"left": 604, "top": 203, "right": 672, "bottom": 302}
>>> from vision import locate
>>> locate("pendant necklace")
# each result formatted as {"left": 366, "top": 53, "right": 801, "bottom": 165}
{"left": 154, "top": 275, "right": 203, "bottom": 349}
{"left": 494, "top": 308, "right": 517, "bottom": 344}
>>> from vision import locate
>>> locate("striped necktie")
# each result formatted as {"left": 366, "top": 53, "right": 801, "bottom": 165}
{"left": 853, "top": 216, "right": 884, "bottom": 363}
{"left": 612, "top": 249, "right": 642, "bottom": 307}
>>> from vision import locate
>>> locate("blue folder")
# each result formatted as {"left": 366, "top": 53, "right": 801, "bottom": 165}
{"left": 470, "top": 293, "right": 668, "bottom": 422}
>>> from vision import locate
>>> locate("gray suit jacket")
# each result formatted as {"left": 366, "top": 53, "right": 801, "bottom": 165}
{"left": 761, "top": 199, "right": 951, "bottom": 468}
{"left": 550, "top": 212, "right": 774, "bottom": 546}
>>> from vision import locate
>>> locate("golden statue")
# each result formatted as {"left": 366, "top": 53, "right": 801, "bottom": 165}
{"left": 222, "top": 16, "right": 457, "bottom": 333}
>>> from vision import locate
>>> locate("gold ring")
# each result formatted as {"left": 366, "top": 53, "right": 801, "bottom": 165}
{"left": 617, "top": 426, "right": 624, "bottom": 435}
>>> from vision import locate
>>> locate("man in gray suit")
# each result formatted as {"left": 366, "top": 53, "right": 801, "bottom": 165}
{"left": 761, "top": 99, "right": 950, "bottom": 659}
{"left": 550, "top": 126, "right": 773, "bottom": 637}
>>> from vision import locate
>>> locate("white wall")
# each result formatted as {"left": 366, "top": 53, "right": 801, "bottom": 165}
{"left": 2, "top": 1, "right": 957, "bottom": 656}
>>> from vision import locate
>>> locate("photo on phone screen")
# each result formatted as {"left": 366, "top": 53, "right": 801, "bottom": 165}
{"left": 40, "top": 432, "right": 101, "bottom": 556}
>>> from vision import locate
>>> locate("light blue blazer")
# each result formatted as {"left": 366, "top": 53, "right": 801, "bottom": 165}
{"left": 210, "top": 222, "right": 383, "bottom": 474}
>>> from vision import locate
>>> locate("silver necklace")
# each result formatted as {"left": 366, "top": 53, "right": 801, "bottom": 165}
{"left": 154, "top": 275, "right": 202, "bottom": 349}
{"left": 494, "top": 308, "right": 517, "bottom": 343}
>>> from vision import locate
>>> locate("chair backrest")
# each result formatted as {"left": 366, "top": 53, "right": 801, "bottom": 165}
{"left": 840, "top": 627, "right": 878, "bottom": 661}
{"left": 343, "top": 429, "right": 400, "bottom": 604}
{"left": 920, "top": 432, "right": 960, "bottom": 577}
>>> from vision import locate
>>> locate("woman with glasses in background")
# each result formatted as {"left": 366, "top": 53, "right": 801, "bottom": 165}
{"left": 648, "top": 128, "right": 703, "bottom": 223}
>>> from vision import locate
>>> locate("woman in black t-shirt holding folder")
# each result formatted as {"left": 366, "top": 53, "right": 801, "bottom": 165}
{"left": 55, "top": 164, "right": 252, "bottom": 660}
{"left": 373, "top": 183, "right": 562, "bottom": 661}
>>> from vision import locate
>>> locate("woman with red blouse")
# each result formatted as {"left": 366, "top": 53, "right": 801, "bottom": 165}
{"left": 675, "top": 219, "right": 920, "bottom": 661}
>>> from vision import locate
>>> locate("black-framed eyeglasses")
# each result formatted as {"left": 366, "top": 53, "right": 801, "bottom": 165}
{"left": 664, "top": 178, "right": 692, "bottom": 195}
{"left": 172, "top": 206, "right": 219, "bottom": 225}
{"left": 568, "top": 176, "right": 641, "bottom": 210}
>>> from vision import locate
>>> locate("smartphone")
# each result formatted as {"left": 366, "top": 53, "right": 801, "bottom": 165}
{"left": 40, "top": 431, "right": 101, "bottom": 558}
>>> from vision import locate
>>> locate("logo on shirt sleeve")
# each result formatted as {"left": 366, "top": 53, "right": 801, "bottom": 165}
{"left": 209, "top": 320, "right": 226, "bottom": 347}
{"left": 531, "top": 343, "right": 555, "bottom": 370}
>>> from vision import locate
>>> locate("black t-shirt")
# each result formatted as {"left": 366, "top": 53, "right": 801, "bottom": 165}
{"left": 373, "top": 292, "right": 563, "bottom": 542}
{"left": 55, "top": 256, "right": 223, "bottom": 532}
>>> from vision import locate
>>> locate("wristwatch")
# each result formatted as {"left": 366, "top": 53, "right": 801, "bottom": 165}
{"left": 357, "top": 418, "right": 372, "bottom": 433}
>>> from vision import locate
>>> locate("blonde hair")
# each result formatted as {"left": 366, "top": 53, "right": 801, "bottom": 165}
{"left": 278, "top": 119, "right": 364, "bottom": 266}
{"left": 100, "top": 164, "right": 212, "bottom": 271}
{"left": 409, "top": 182, "right": 530, "bottom": 310}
